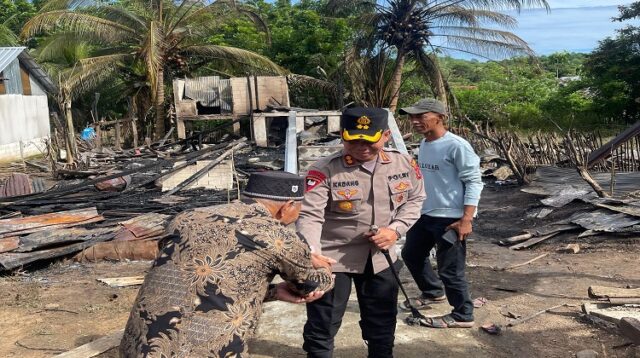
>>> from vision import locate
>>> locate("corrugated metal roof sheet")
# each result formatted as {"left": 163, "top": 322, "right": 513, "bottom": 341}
{"left": 0, "top": 47, "right": 57, "bottom": 94}
{"left": 0, "top": 47, "right": 25, "bottom": 74}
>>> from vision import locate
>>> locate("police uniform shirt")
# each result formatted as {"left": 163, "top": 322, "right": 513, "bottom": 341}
{"left": 297, "top": 148, "right": 426, "bottom": 274}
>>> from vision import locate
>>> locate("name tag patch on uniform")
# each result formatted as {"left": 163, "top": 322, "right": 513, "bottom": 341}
{"left": 305, "top": 170, "right": 326, "bottom": 192}
{"left": 387, "top": 172, "right": 409, "bottom": 181}
{"left": 332, "top": 180, "right": 360, "bottom": 188}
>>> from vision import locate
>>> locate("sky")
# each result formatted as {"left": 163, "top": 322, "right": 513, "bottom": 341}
{"left": 443, "top": 0, "right": 640, "bottom": 59}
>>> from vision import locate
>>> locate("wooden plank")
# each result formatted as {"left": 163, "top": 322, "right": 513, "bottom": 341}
{"left": 619, "top": 317, "right": 640, "bottom": 345}
{"left": 509, "top": 232, "right": 559, "bottom": 250}
{"left": 0, "top": 236, "right": 114, "bottom": 271}
{"left": 582, "top": 302, "right": 640, "bottom": 324}
{"left": 20, "top": 65, "right": 31, "bottom": 95}
{"left": 589, "top": 286, "right": 640, "bottom": 299}
{"left": 97, "top": 276, "right": 144, "bottom": 287}
{"left": 0, "top": 237, "right": 19, "bottom": 253}
{"left": 52, "top": 329, "right": 124, "bottom": 358}
{"left": 15, "top": 227, "right": 116, "bottom": 253}
{"left": 0, "top": 208, "right": 101, "bottom": 237}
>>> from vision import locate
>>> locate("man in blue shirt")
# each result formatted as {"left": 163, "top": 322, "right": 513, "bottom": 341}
{"left": 399, "top": 98, "right": 483, "bottom": 328}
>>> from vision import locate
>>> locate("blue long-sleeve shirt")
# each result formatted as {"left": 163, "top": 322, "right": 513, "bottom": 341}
{"left": 417, "top": 131, "right": 483, "bottom": 218}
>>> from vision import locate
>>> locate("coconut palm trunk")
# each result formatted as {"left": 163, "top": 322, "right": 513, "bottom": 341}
{"left": 154, "top": 67, "right": 165, "bottom": 140}
{"left": 388, "top": 49, "right": 406, "bottom": 112}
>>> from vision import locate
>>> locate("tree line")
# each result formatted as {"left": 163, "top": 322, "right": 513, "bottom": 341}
{"left": 1, "top": 0, "right": 638, "bottom": 138}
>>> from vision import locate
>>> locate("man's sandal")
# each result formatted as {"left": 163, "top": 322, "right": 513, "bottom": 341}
{"left": 415, "top": 314, "right": 474, "bottom": 328}
{"left": 399, "top": 295, "right": 446, "bottom": 311}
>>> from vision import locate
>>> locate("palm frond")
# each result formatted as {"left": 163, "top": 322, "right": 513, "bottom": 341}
{"left": 449, "top": 0, "right": 549, "bottom": 13}
{"left": 39, "top": 0, "right": 104, "bottom": 12}
{"left": 93, "top": 5, "right": 148, "bottom": 30}
{"left": 0, "top": 24, "right": 19, "bottom": 46}
{"left": 237, "top": 7, "right": 271, "bottom": 45}
{"left": 287, "top": 74, "right": 338, "bottom": 96}
{"left": 62, "top": 54, "right": 128, "bottom": 98}
{"left": 142, "top": 19, "right": 164, "bottom": 101}
{"left": 21, "top": 11, "right": 136, "bottom": 43}
{"left": 35, "top": 32, "right": 90, "bottom": 63}
{"left": 434, "top": 26, "right": 528, "bottom": 44}
{"left": 182, "top": 45, "right": 286, "bottom": 75}
{"left": 435, "top": 33, "right": 533, "bottom": 58}
{"left": 434, "top": 7, "right": 517, "bottom": 28}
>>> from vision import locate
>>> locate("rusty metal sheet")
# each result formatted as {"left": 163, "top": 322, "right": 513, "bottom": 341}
{"left": 114, "top": 213, "right": 170, "bottom": 241}
{"left": 0, "top": 208, "right": 102, "bottom": 238}
{"left": 569, "top": 209, "right": 640, "bottom": 232}
{"left": 184, "top": 76, "right": 232, "bottom": 112}
{"left": 0, "top": 173, "right": 33, "bottom": 198}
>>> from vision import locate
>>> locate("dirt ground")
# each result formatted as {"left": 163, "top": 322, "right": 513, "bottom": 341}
{"left": 1, "top": 184, "right": 639, "bottom": 358}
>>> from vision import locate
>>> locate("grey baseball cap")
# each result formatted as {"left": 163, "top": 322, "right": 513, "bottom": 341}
{"left": 399, "top": 98, "right": 447, "bottom": 115}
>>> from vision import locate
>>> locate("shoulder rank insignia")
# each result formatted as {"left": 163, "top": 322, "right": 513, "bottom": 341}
{"left": 411, "top": 159, "right": 423, "bottom": 180}
{"left": 343, "top": 155, "right": 355, "bottom": 166}
{"left": 305, "top": 170, "right": 326, "bottom": 192}
{"left": 379, "top": 151, "right": 390, "bottom": 163}
{"left": 337, "top": 189, "right": 358, "bottom": 199}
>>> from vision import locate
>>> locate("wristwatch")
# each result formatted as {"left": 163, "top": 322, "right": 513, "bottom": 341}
{"left": 394, "top": 228, "right": 401, "bottom": 239}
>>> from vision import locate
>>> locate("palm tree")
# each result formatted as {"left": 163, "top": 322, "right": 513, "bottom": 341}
{"left": 328, "top": 0, "right": 550, "bottom": 111}
{"left": 22, "top": 0, "right": 284, "bottom": 140}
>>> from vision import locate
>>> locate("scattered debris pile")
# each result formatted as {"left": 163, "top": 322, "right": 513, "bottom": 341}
{"left": 496, "top": 166, "right": 640, "bottom": 250}
{"left": 0, "top": 133, "right": 281, "bottom": 271}
{"left": 581, "top": 285, "right": 640, "bottom": 346}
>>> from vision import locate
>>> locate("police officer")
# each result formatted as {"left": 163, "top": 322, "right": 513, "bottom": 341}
{"left": 297, "top": 107, "right": 426, "bottom": 358}
{"left": 120, "top": 171, "right": 334, "bottom": 358}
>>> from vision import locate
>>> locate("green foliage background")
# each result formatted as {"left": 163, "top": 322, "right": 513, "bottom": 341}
{"left": 4, "top": 0, "right": 640, "bottom": 133}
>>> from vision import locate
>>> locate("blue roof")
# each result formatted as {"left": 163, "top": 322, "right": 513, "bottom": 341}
{"left": 0, "top": 47, "right": 25, "bottom": 73}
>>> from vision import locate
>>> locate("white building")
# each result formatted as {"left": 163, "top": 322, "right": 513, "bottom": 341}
{"left": 0, "top": 47, "right": 56, "bottom": 161}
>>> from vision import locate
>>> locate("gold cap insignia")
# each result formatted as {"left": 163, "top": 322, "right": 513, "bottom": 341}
{"left": 356, "top": 116, "right": 371, "bottom": 129}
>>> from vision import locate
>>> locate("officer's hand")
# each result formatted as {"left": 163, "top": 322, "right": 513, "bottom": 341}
{"left": 274, "top": 282, "right": 325, "bottom": 304}
{"left": 369, "top": 227, "right": 398, "bottom": 251}
{"left": 311, "top": 253, "right": 337, "bottom": 271}
{"left": 446, "top": 218, "right": 473, "bottom": 241}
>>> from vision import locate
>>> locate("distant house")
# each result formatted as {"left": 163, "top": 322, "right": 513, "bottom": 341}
{"left": 0, "top": 47, "right": 56, "bottom": 161}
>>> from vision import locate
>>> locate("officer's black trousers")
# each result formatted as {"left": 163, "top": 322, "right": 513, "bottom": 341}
{"left": 401, "top": 215, "right": 474, "bottom": 322}
{"left": 303, "top": 257, "right": 399, "bottom": 358}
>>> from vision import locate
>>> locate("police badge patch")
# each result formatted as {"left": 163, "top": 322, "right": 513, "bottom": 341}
{"left": 305, "top": 170, "right": 326, "bottom": 192}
